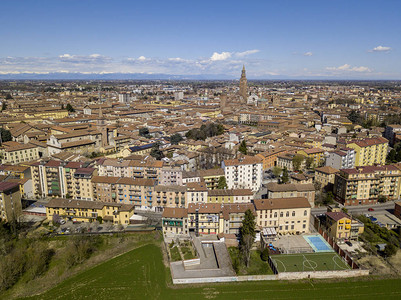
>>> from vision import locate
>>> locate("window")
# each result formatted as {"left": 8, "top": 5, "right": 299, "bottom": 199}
{"left": 280, "top": 212, "right": 283, "bottom": 217}
{"left": 292, "top": 211, "right": 295, "bottom": 217}
{"left": 304, "top": 210, "right": 307, "bottom": 216}
{"left": 286, "top": 211, "right": 289, "bottom": 217}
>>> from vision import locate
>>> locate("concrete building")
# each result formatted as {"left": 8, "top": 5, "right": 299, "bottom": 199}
{"left": 326, "top": 148, "right": 355, "bottom": 170}
{"left": 162, "top": 207, "right": 188, "bottom": 236}
{"left": 253, "top": 197, "right": 311, "bottom": 234}
{"left": 266, "top": 182, "right": 316, "bottom": 208}
{"left": 222, "top": 156, "right": 263, "bottom": 191}
{"left": 207, "top": 189, "right": 253, "bottom": 204}
{"left": 0, "top": 182, "right": 22, "bottom": 222}
{"left": 346, "top": 137, "right": 388, "bottom": 167}
{"left": 314, "top": 166, "right": 339, "bottom": 191}
{"left": 333, "top": 165, "right": 401, "bottom": 206}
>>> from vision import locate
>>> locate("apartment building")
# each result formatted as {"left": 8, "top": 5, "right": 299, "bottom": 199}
{"left": 333, "top": 165, "right": 401, "bottom": 206}
{"left": 46, "top": 198, "right": 134, "bottom": 225}
{"left": 154, "top": 185, "right": 186, "bottom": 211}
{"left": 253, "top": 197, "right": 311, "bottom": 234}
{"left": 159, "top": 166, "right": 183, "bottom": 186}
{"left": 266, "top": 182, "right": 315, "bottom": 208}
{"left": 384, "top": 124, "right": 401, "bottom": 146}
{"left": 325, "top": 148, "right": 355, "bottom": 170}
{"left": 314, "top": 166, "right": 339, "bottom": 191}
{"left": 222, "top": 156, "right": 263, "bottom": 191}
{"left": 0, "top": 142, "right": 40, "bottom": 164}
{"left": 91, "top": 176, "right": 155, "bottom": 208}
{"left": 220, "top": 203, "right": 256, "bottom": 235}
{"left": 199, "top": 168, "right": 224, "bottom": 190}
{"left": 207, "top": 189, "right": 253, "bottom": 204}
{"left": 346, "top": 137, "right": 388, "bottom": 167}
{"left": 162, "top": 207, "right": 188, "bottom": 236}
{"left": 0, "top": 182, "right": 22, "bottom": 222}
{"left": 277, "top": 153, "right": 305, "bottom": 171}
{"left": 188, "top": 203, "right": 221, "bottom": 235}
{"left": 186, "top": 182, "right": 208, "bottom": 205}
{"left": 323, "top": 211, "right": 364, "bottom": 241}
{"left": 256, "top": 148, "right": 288, "bottom": 170}
{"left": 297, "top": 148, "right": 325, "bottom": 168}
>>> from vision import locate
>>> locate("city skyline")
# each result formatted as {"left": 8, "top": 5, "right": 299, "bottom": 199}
{"left": 1, "top": 0, "right": 400, "bottom": 79}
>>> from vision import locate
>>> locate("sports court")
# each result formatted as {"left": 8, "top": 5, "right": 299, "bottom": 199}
{"left": 303, "top": 234, "right": 333, "bottom": 252}
{"left": 270, "top": 252, "right": 351, "bottom": 273}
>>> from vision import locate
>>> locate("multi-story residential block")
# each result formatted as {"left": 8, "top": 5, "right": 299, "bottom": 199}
{"left": 199, "top": 168, "right": 224, "bottom": 189}
{"left": 314, "top": 166, "right": 339, "bottom": 191}
{"left": 186, "top": 182, "right": 208, "bottom": 205}
{"left": 47, "top": 129, "right": 102, "bottom": 155}
{"left": 46, "top": 198, "right": 134, "bottom": 225}
{"left": 222, "top": 156, "right": 263, "bottom": 191}
{"left": 188, "top": 203, "right": 221, "bottom": 235}
{"left": 220, "top": 203, "right": 256, "bottom": 235}
{"left": 256, "top": 148, "right": 288, "bottom": 170}
{"left": 159, "top": 166, "right": 183, "bottom": 185}
{"left": 266, "top": 182, "right": 316, "bottom": 208}
{"left": 162, "top": 207, "right": 188, "bottom": 236}
{"left": 70, "top": 167, "right": 97, "bottom": 200}
{"left": 276, "top": 153, "right": 305, "bottom": 171}
{"left": 0, "top": 182, "right": 22, "bottom": 222}
{"left": 0, "top": 142, "right": 40, "bottom": 164}
{"left": 346, "top": 137, "right": 388, "bottom": 167}
{"left": 182, "top": 171, "right": 201, "bottom": 184}
{"left": 91, "top": 176, "right": 156, "bottom": 209}
{"left": 384, "top": 124, "right": 401, "bottom": 146}
{"left": 253, "top": 197, "right": 311, "bottom": 234}
{"left": 297, "top": 148, "right": 325, "bottom": 168}
{"left": 333, "top": 165, "right": 401, "bottom": 206}
{"left": 154, "top": 185, "right": 186, "bottom": 211}
{"left": 325, "top": 148, "right": 355, "bottom": 170}
{"left": 207, "top": 189, "right": 253, "bottom": 204}
{"left": 96, "top": 158, "right": 162, "bottom": 182}
{"left": 0, "top": 164, "right": 31, "bottom": 179}
{"left": 323, "top": 211, "right": 364, "bottom": 241}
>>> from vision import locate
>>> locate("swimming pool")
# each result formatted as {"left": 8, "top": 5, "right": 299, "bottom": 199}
{"left": 303, "top": 235, "right": 334, "bottom": 252}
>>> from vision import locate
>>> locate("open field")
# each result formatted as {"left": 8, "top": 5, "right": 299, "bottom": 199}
{"left": 27, "top": 243, "right": 401, "bottom": 300}
{"left": 271, "top": 252, "right": 351, "bottom": 273}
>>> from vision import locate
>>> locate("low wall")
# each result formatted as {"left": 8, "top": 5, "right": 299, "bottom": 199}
{"left": 172, "top": 269, "right": 369, "bottom": 284}
{"left": 183, "top": 258, "right": 200, "bottom": 268}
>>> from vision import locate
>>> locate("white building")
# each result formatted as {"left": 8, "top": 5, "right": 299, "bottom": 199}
{"left": 326, "top": 148, "right": 355, "bottom": 170}
{"left": 222, "top": 156, "right": 263, "bottom": 192}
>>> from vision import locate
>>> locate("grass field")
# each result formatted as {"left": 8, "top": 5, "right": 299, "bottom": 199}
{"left": 271, "top": 252, "right": 351, "bottom": 273}
{"left": 26, "top": 243, "right": 401, "bottom": 300}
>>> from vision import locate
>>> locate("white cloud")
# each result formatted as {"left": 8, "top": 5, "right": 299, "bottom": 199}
{"left": 370, "top": 45, "right": 392, "bottom": 52}
{"left": 58, "top": 53, "right": 111, "bottom": 63}
{"left": 210, "top": 51, "right": 232, "bottom": 61}
{"left": 235, "top": 49, "right": 260, "bottom": 57}
{"left": 138, "top": 56, "right": 147, "bottom": 61}
{"left": 326, "top": 63, "right": 371, "bottom": 72}
{"left": 303, "top": 52, "right": 313, "bottom": 56}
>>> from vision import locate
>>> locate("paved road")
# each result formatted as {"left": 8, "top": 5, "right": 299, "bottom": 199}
{"left": 312, "top": 201, "right": 397, "bottom": 216}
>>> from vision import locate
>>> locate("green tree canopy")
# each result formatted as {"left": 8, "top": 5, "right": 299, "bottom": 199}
{"left": 66, "top": 103, "right": 75, "bottom": 112}
{"left": 217, "top": 176, "right": 228, "bottom": 189}
{"left": 239, "top": 140, "right": 248, "bottom": 155}
{"left": 150, "top": 142, "right": 164, "bottom": 160}
{"left": 292, "top": 154, "right": 304, "bottom": 171}
{"left": 0, "top": 128, "right": 12, "bottom": 144}
{"left": 139, "top": 127, "right": 151, "bottom": 138}
{"left": 281, "top": 167, "right": 289, "bottom": 184}
{"left": 239, "top": 209, "right": 256, "bottom": 267}
{"left": 170, "top": 133, "right": 183, "bottom": 145}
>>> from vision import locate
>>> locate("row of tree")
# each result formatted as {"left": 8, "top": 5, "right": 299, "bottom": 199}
{"left": 185, "top": 122, "right": 224, "bottom": 141}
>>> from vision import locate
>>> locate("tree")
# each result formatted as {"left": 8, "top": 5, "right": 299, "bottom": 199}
{"left": 305, "top": 157, "right": 314, "bottom": 169}
{"left": 378, "top": 195, "right": 387, "bottom": 203}
{"left": 281, "top": 167, "right": 289, "bottom": 184}
{"left": 292, "top": 155, "right": 304, "bottom": 171}
{"left": 170, "top": 133, "right": 183, "bottom": 145}
{"left": 239, "top": 140, "right": 248, "bottom": 155}
{"left": 239, "top": 209, "right": 256, "bottom": 267}
{"left": 139, "top": 127, "right": 150, "bottom": 138}
{"left": 150, "top": 142, "right": 164, "bottom": 160}
{"left": 348, "top": 110, "right": 362, "bottom": 124}
{"left": 384, "top": 243, "right": 397, "bottom": 257}
{"left": 217, "top": 176, "right": 227, "bottom": 189}
{"left": 323, "top": 192, "right": 334, "bottom": 205}
{"left": 0, "top": 128, "right": 12, "bottom": 144}
{"left": 5, "top": 93, "right": 12, "bottom": 100}
{"left": 61, "top": 104, "right": 64, "bottom": 110}
{"left": 272, "top": 166, "right": 282, "bottom": 178}
{"left": 66, "top": 103, "right": 75, "bottom": 112}
{"left": 261, "top": 247, "right": 270, "bottom": 261}
{"left": 387, "top": 149, "right": 397, "bottom": 163}
{"left": 1, "top": 102, "right": 7, "bottom": 111}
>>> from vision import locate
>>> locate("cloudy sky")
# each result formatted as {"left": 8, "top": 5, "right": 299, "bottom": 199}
{"left": 0, "top": 0, "right": 400, "bottom": 79}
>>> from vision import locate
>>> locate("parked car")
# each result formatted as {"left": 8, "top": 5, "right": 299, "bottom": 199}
{"left": 345, "top": 241, "right": 353, "bottom": 246}
{"left": 60, "top": 219, "right": 66, "bottom": 225}
{"left": 368, "top": 208, "right": 374, "bottom": 211}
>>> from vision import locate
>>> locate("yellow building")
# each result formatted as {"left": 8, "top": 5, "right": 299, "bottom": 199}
{"left": 314, "top": 166, "right": 339, "bottom": 190}
{"left": 325, "top": 211, "right": 364, "bottom": 241}
{"left": 188, "top": 203, "right": 221, "bottom": 235}
{"left": 0, "top": 182, "right": 22, "bottom": 222}
{"left": 346, "top": 137, "right": 388, "bottom": 166}
{"left": 297, "top": 148, "right": 325, "bottom": 168}
{"left": 0, "top": 142, "right": 40, "bottom": 164}
{"left": 199, "top": 168, "right": 225, "bottom": 189}
{"left": 46, "top": 198, "right": 134, "bottom": 225}
{"left": 207, "top": 189, "right": 253, "bottom": 204}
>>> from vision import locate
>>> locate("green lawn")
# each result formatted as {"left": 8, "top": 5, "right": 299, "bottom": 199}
{"left": 181, "top": 246, "right": 195, "bottom": 260}
{"left": 228, "top": 247, "right": 273, "bottom": 275}
{"left": 271, "top": 252, "right": 351, "bottom": 273}
{"left": 26, "top": 244, "right": 401, "bottom": 300}
{"left": 170, "top": 246, "right": 181, "bottom": 261}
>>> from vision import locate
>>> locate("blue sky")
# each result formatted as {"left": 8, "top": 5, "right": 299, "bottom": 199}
{"left": 0, "top": 0, "right": 400, "bottom": 79}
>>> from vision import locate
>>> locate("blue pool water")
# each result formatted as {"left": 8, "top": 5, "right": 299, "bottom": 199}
{"left": 304, "top": 235, "right": 334, "bottom": 252}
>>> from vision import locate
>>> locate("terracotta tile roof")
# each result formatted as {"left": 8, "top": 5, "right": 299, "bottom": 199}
{"left": 253, "top": 197, "right": 311, "bottom": 210}
{"left": 162, "top": 207, "right": 188, "bottom": 218}
{"left": 326, "top": 211, "right": 350, "bottom": 222}
{"left": 315, "top": 166, "right": 340, "bottom": 174}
